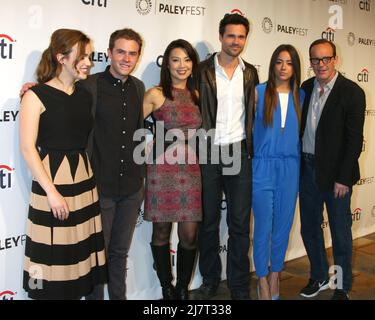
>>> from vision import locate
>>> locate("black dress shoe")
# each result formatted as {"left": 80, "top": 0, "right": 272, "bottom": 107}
{"left": 231, "top": 291, "right": 251, "bottom": 300}
{"left": 197, "top": 283, "right": 219, "bottom": 299}
{"left": 175, "top": 286, "right": 189, "bottom": 300}
{"left": 162, "top": 286, "right": 176, "bottom": 300}
{"left": 331, "top": 289, "right": 349, "bottom": 300}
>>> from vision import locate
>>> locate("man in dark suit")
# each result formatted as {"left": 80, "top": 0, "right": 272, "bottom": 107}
{"left": 299, "top": 39, "right": 365, "bottom": 300}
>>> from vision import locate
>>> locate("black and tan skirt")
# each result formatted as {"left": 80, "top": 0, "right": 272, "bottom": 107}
{"left": 23, "top": 150, "right": 107, "bottom": 300}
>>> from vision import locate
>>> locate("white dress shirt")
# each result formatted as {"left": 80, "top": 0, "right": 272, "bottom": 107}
{"left": 214, "top": 54, "right": 246, "bottom": 145}
{"left": 302, "top": 72, "right": 339, "bottom": 154}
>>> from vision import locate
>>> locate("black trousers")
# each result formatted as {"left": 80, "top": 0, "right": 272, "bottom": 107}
{"left": 300, "top": 154, "right": 353, "bottom": 292}
{"left": 198, "top": 146, "right": 252, "bottom": 294}
{"left": 86, "top": 186, "right": 144, "bottom": 300}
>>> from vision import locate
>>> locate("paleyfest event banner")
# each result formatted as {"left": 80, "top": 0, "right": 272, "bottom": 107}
{"left": 1, "top": 0, "right": 374, "bottom": 299}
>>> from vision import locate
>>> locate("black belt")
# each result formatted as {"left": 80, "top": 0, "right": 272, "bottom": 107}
{"left": 302, "top": 152, "right": 315, "bottom": 160}
{"left": 39, "top": 147, "right": 86, "bottom": 154}
{"left": 218, "top": 139, "right": 247, "bottom": 153}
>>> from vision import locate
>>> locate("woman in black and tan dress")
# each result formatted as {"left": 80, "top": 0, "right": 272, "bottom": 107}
{"left": 19, "top": 29, "right": 106, "bottom": 300}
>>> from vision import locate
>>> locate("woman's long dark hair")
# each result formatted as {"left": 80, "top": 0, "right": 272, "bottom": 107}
{"left": 263, "top": 44, "right": 301, "bottom": 128}
{"left": 159, "top": 39, "right": 199, "bottom": 104}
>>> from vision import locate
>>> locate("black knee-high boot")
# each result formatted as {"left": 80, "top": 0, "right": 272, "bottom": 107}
{"left": 175, "top": 243, "right": 197, "bottom": 300}
{"left": 150, "top": 243, "right": 175, "bottom": 300}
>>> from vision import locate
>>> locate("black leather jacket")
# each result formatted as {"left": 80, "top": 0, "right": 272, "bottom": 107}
{"left": 197, "top": 53, "right": 259, "bottom": 158}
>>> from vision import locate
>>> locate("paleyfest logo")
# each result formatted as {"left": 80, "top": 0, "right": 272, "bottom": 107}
{"left": 136, "top": 0, "right": 205, "bottom": 16}
{"left": 365, "top": 109, "right": 375, "bottom": 116}
{"left": 347, "top": 32, "right": 375, "bottom": 47}
{"left": 262, "top": 17, "right": 273, "bottom": 34}
{"left": 347, "top": 32, "right": 356, "bottom": 46}
{"left": 261, "top": 17, "right": 308, "bottom": 36}
{"left": 356, "top": 176, "right": 374, "bottom": 186}
{"left": 136, "top": 0, "right": 152, "bottom": 15}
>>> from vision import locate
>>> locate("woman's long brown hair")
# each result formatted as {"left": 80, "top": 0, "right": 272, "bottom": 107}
{"left": 36, "top": 29, "right": 90, "bottom": 83}
{"left": 263, "top": 44, "right": 301, "bottom": 129}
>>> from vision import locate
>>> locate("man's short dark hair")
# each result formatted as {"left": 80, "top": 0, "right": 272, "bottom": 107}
{"left": 219, "top": 13, "right": 250, "bottom": 36}
{"left": 108, "top": 28, "right": 143, "bottom": 53}
{"left": 309, "top": 39, "right": 336, "bottom": 57}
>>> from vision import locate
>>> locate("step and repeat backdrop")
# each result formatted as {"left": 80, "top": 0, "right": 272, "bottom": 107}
{"left": 1, "top": 0, "right": 374, "bottom": 300}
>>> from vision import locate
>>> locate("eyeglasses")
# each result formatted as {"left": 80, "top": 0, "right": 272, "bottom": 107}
{"left": 310, "top": 56, "right": 335, "bottom": 65}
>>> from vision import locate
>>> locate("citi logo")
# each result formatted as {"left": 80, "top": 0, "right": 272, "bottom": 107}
{"left": 231, "top": 9, "right": 244, "bottom": 15}
{"left": 0, "top": 34, "right": 15, "bottom": 60}
{"left": 321, "top": 27, "right": 335, "bottom": 42}
{"left": 81, "top": 0, "right": 107, "bottom": 7}
{"left": 357, "top": 68, "right": 369, "bottom": 82}
{"left": 0, "top": 165, "right": 13, "bottom": 189}
{"left": 0, "top": 290, "right": 16, "bottom": 300}
{"left": 352, "top": 208, "right": 362, "bottom": 221}
{"left": 359, "top": 0, "right": 371, "bottom": 11}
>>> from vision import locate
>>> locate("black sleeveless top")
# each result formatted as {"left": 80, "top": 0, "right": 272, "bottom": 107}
{"left": 30, "top": 83, "right": 93, "bottom": 151}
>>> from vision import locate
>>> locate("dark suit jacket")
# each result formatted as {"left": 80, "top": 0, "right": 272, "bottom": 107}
{"left": 300, "top": 72, "right": 366, "bottom": 191}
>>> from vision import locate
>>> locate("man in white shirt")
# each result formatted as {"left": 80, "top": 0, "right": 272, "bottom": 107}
{"left": 197, "top": 13, "right": 259, "bottom": 300}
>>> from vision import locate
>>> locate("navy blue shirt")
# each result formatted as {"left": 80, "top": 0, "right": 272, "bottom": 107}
{"left": 91, "top": 66, "right": 143, "bottom": 197}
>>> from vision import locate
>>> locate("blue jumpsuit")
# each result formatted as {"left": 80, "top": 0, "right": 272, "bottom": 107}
{"left": 252, "top": 82, "right": 304, "bottom": 277}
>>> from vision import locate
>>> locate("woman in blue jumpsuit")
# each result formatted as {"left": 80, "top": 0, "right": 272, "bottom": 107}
{"left": 252, "top": 44, "right": 304, "bottom": 300}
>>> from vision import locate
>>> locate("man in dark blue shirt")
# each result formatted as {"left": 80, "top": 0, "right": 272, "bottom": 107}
{"left": 83, "top": 28, "right": 145, "bottom": 300}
